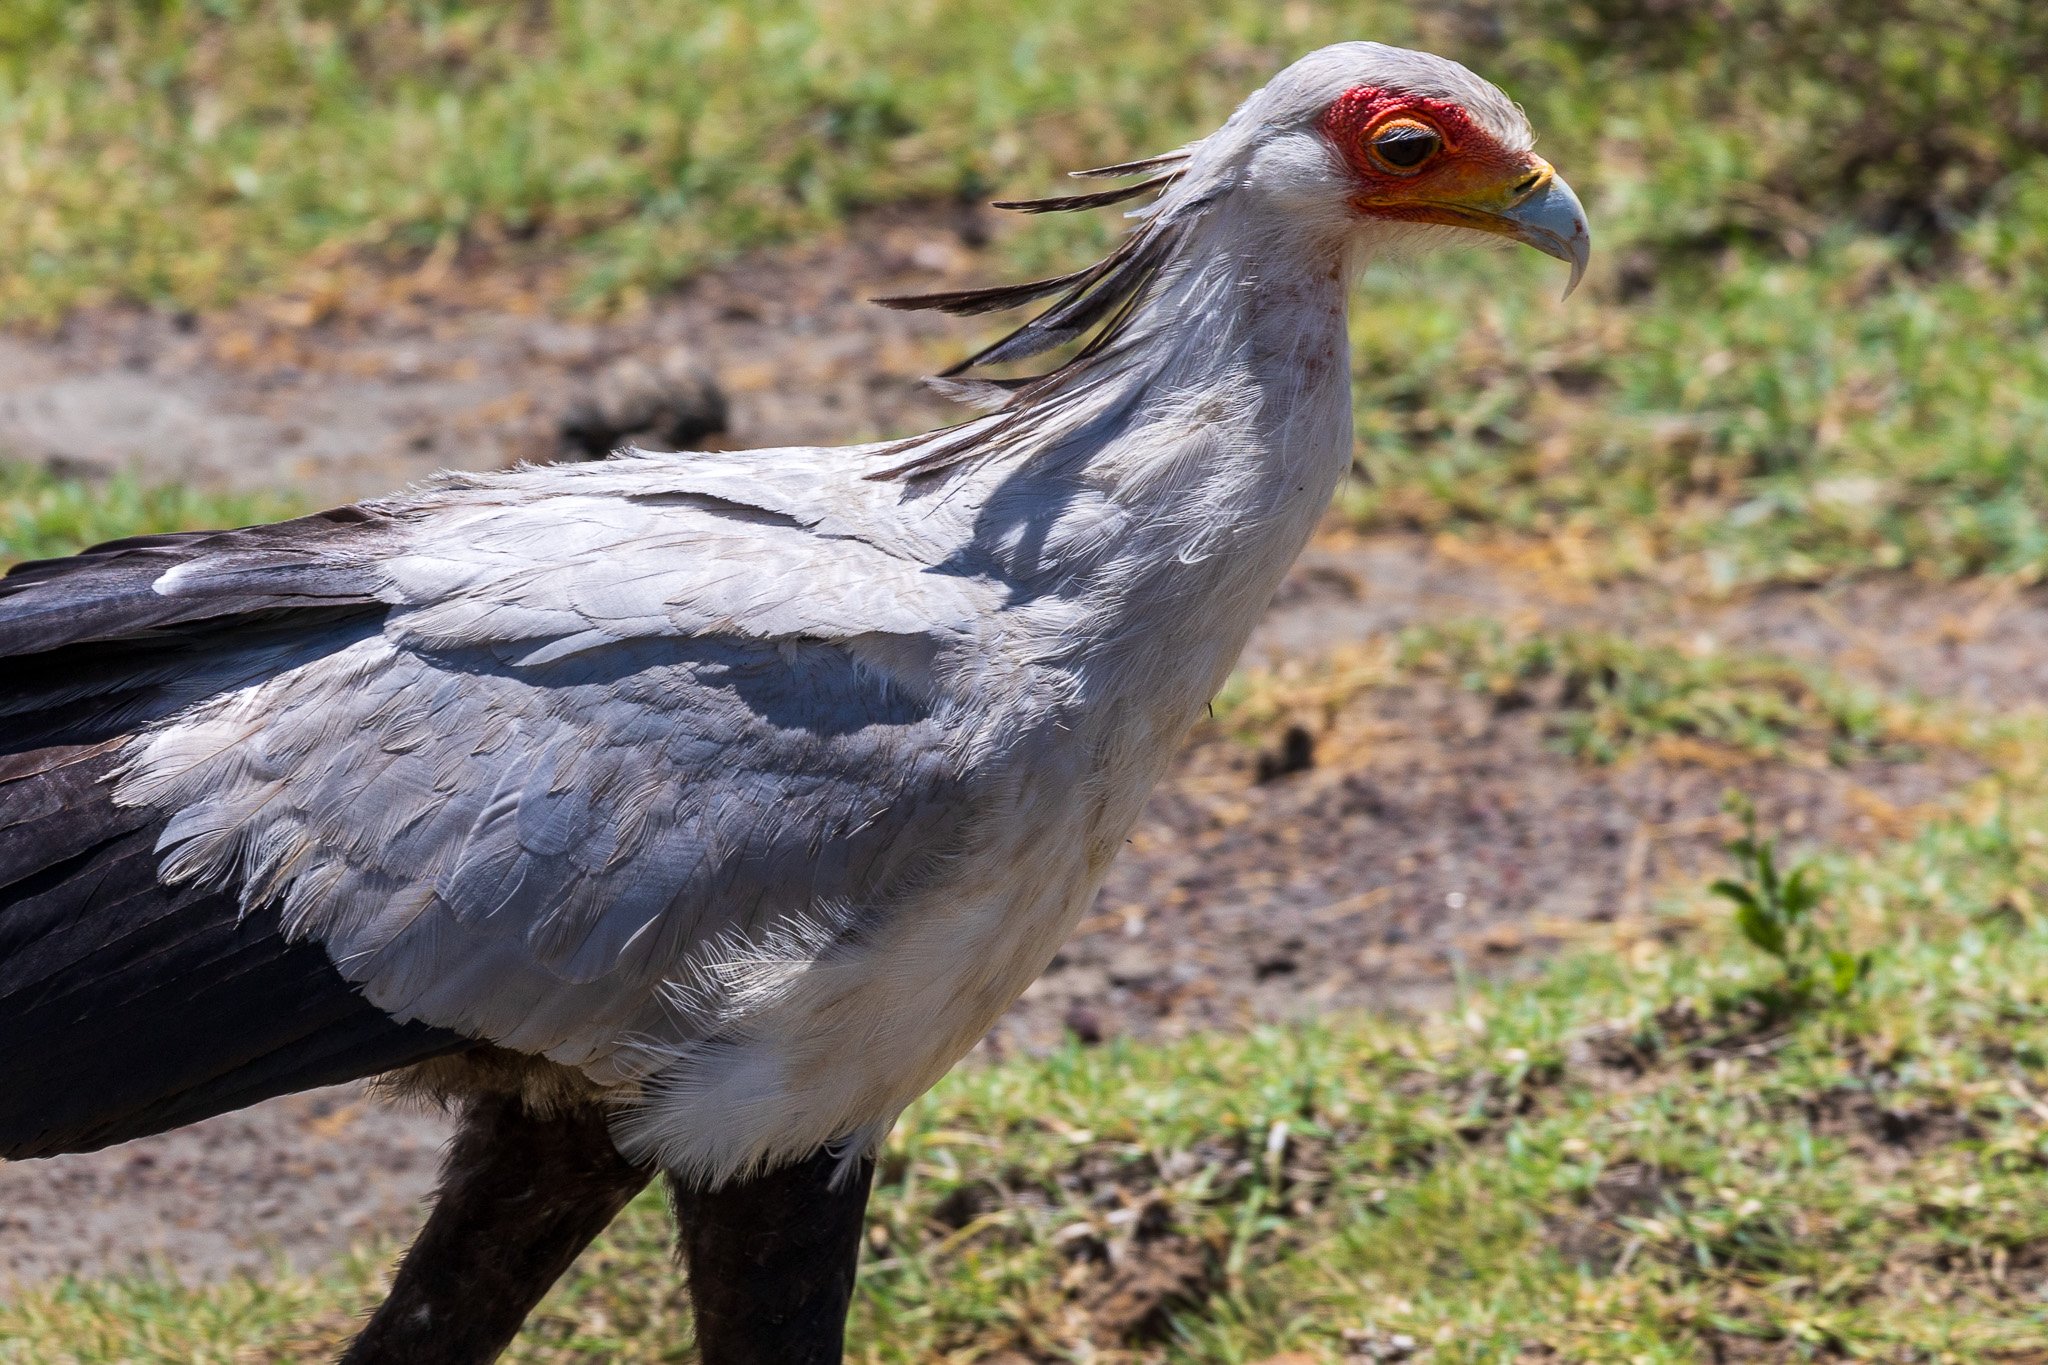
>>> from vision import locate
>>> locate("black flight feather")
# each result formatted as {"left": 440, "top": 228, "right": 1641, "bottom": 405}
{"left": 0, "top": 744, "right": 473, "bottom": 1159}
{"left": 0, "top": 514, "right": 476, "bottom": 1160}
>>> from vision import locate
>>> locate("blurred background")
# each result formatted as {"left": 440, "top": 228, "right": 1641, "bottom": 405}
{"left": 3, "top": 2, "right": 2048, "bottom": 1360}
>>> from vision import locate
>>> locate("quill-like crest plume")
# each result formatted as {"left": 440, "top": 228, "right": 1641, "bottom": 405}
{"left": 867, "top": 149, "right": 1209, "bottom": 478}
{"left": 871, "top": 150, "right": 1194, "bottom": 380}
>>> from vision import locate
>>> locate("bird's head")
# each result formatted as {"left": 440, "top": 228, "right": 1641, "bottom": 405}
{"left": 1216, "top": 42, "right": 1589, "bottom": 296}
{"left": 872, "top": 43, "right": 1589, "bottom": 474}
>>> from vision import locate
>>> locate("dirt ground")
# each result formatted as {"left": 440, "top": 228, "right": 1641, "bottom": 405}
{"left": 0, "top": 207, "right": 991, "bottom": 503}
{"left": 2, "top": 218, "right": 2040, "bottom": 1292}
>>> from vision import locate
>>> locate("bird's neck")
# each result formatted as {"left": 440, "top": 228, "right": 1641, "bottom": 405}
{"left": 1073, "top": 206, "right": 1359, "bottom": 499}
{"left": 1025, "top": 206, "right": 1360, "bottom": 619}
{"left": 980, "top": 206, "right": 1363, "bottom": 736}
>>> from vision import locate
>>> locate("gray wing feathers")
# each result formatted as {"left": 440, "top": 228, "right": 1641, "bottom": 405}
{"left": 111, "top": 454, "right": 998, "bottom": 1077}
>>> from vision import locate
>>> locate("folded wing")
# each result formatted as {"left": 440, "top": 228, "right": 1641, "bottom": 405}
{"left": 1, "top": 453, "right": 1001, "bottom": 1154}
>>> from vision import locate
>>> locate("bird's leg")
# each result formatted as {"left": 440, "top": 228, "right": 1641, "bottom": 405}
{"left": 339, "top": 1092, "right": 653, "bottom": 1365}
{"left": 670, "top": 1147, "right": 878, "bottom": 1365}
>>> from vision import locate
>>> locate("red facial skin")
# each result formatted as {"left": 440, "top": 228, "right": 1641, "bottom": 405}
{"left": 1317, "top": 86, "right": 1546, "bottom": 226}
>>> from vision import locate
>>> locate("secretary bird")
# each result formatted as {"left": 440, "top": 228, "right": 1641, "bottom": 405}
{"left": 0, "top": 42, "right": 1587, "bottom": 1363}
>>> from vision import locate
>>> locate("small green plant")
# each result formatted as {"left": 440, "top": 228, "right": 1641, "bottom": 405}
{"left": 1710, "top": 792, "right": 1871, "bottom": 1006}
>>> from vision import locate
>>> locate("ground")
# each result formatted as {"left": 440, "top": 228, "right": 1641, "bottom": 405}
{"left": 1, "top": 219, "right": 2038, "bottom": 1305}
{"left": 0, "top": 207, "right": 981, "bottom": 502}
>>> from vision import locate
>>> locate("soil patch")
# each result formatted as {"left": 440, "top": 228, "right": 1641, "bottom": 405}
{"left": 0, "top": 1089, "right": 448, "bottom": 1290}
{"left": 0, "top": 206, "right": 990, "bottom": 502}
{"left": 995, "top": 537, "right": 1986, "bottom": 1053}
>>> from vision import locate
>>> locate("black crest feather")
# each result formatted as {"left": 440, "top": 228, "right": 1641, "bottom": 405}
{"left": 987, "top": 169, "right": 1183, "bottom": 216}
{"left": 865, "top": 150, "right": 1204, "bottom": 481}
{"left": 1066, "top": 151, "right": 1193, "bottom": 179}
{"left": 870, "top": 156, "right": 1191, "bottom": 379}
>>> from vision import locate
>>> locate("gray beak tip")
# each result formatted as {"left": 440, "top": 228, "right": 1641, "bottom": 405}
{"left": 1561, "top": 247, "right": 1589, "bottom": 301}
{"left": 1500, "top": 172, "right": 1592, "bottom": 303}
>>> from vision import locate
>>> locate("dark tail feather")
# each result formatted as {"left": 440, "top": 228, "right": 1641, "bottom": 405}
{"left": 0, "top": 745, "right": 473, "bottom": 1159}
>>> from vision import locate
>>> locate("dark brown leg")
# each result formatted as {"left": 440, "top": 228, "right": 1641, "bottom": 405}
{"left": 670, "top": 1148, "right": 878, "bottom": 1365}
{"left": 339, "top": 1094, "right": 653, "bottom": 1365}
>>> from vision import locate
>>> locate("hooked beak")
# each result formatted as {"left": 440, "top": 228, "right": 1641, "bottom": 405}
{"left": 1368, "top": 157, "right": 1592, "bottom": 300}
{"left": 1490, "top": 166, "right": 1591, "bottom": 299}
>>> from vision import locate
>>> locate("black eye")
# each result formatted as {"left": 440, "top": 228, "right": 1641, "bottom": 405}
{"left": 1371, "top": 122, "right": 1442, "bottom": 171}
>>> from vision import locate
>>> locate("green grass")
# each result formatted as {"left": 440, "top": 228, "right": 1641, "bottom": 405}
{"left": 5, "top": 0, "right": 2037, "bottom": 322}
{"left": 0, "top": 0, "right": 1364, "bottom": 324}
{"left": 9, "top": 765, "right": 2048, "bottom": 1361}
{"left": 1341, "top": 224, "right": 2048, "bottom": 591}
{"left": 1395, "top": 619, "right": 1918, "bottom": 766}
{"left": 1210, "top": 616, "right": 1951, "bottom": 769}
{"left": 0, "top": 462, "right": 300, "bottom": 565}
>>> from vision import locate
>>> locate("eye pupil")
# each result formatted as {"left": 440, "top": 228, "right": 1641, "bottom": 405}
{"left": 1372, "top": 125, "right": 1441, "bottom": 169}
